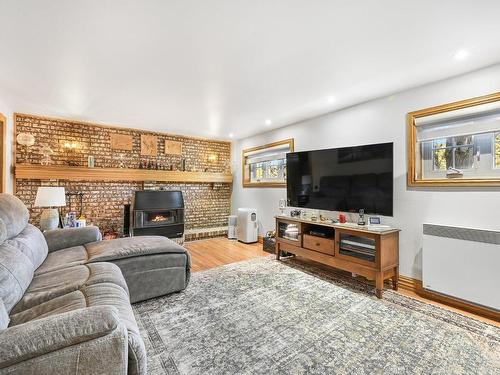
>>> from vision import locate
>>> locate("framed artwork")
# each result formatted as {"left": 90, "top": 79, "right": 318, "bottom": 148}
{"left": 110, "top": 134, "right": 133, "bottom": 151}
{"left": 165, "top": 140, "right": 183, "bottom": 155}
{"left": 407, "top": 92, "right": 500, "bottom": 186}
{"left": 141, "top": 135, "right": 158, "bottom": 156}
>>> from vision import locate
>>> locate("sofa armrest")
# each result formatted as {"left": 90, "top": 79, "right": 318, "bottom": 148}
{"left": 0, "top": 306, "right": 128, "bottom": 373}
{"left": 44, "top": 226, "right": 102, "bottom": 252}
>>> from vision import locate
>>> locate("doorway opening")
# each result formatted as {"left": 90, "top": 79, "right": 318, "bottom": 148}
{"left": 0, "top": 114, "right": 6, "bottom": 193}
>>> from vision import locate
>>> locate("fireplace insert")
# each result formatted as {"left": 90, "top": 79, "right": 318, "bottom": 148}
{"left": 128, "top": 190, "right": 185, "bottom": 238}
{"left": 136, "top": 210, "right": 179, "bottom": 227}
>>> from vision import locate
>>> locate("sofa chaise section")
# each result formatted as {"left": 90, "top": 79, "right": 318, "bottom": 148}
{"left": 41, "top": 227, "right": 191, "bottom": 303}
{"left": 85, "top": 236, "right": 191, "bottom": 303}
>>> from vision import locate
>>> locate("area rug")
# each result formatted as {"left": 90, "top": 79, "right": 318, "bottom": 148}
{"left": 133, "top": 256, "right": 500, "bottom": 375}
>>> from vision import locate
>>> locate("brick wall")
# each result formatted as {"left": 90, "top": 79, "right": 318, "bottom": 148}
{"left": 14, "top": 114, "right": 232, "bottom": 239}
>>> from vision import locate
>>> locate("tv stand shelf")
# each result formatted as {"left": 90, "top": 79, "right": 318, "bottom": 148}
{"left": 275, "top": 216, "right": 400, "bottom": 298}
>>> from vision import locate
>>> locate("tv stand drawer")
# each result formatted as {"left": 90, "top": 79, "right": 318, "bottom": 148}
{"left": 303, "top": 234, "right": 335, "bottom": 255}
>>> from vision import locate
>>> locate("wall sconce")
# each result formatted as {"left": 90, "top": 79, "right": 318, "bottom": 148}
{"left": 207, "top": 154, "right": 218, "bottom": 163}
{"left": 204, "top": 154, "right": 218, "bottom": 172}
{"left": 63, "top": 141, "right": 79, "bottom": 150}
{"left": 63, "top": 140, "right": 80, "bottom": 166}
{"left": 39, "top": 145, "right": 54, "bottom": 165}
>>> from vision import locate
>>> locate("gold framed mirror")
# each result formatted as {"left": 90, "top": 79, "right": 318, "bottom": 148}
{"left": 242, "top": 139, "right": 294, "bottom": 187}
{"left": 407, "top": 92, "right": 500, "bottom": 186}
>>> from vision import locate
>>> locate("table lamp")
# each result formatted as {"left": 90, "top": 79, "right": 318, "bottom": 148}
{"left": 34, "top": 187, "right": 66, "bottom": 231}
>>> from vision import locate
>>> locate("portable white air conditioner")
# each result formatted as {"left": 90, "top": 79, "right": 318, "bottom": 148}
{"left": 228, "top": 215, "right": 237, "bottom": 239}
{"left": 237, "top": 208, "right": 258, "bottom": 243}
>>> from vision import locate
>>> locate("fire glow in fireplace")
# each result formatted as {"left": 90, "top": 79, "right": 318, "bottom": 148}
{"left": 145, "top": 211, "right": 176, "bottom": 226}
{"left": 128, "top": 190, "right": 185, "bottom": 238}
{"left": 150, "top": 213, "right": 169, "bottom": 223}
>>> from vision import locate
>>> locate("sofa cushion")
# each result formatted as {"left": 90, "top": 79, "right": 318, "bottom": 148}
{"left": 4, "top": 224, "right": 48, "bottom": 270}
{"left": 86, "top": 235, "right": 187, "bottom": 262}
{"left": 0, "top": 305, "right": 128, "bottom": 373}
{"left": 0, "top": 194, "right": 29, "bottom": 241}
{"left": 9, "top": 284, "right": 146, "bottom": 375}
{"left": 11, "top": 263, "right": 129, "bottom": 314}
{"left": 44, "top": 226, "right": 102, "bottom": 252}
{"left": 34, "top": 245, "right": 87, "bottom": 275}
{"left": 9, "top": 291, "right": 85, "bottom": 325}
{"left": 0, "top": 299, "right": 9, "bottom": 329}
{"left": 0, "top": 243, "right": 34, "bottom": 313}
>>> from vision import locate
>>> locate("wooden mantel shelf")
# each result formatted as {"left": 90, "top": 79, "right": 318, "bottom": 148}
{"left": 15, "top": 164, "right": 233, "bottom": 184}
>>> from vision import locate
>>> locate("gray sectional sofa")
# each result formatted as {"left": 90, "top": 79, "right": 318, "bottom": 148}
{"left": 0, "top": 193, "right": 191, "bottom": 374}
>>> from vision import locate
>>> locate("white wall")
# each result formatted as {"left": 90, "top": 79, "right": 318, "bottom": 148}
{"left": 231, "top": 63, "right": 500, "bottom": 280}
{"left": 0, "top": 95, "right": 13, "bottom": 193}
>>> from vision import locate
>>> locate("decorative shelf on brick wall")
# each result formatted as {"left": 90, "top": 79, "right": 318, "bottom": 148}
{"left": 15, "top": 164, "right": 233, "bottom": 183}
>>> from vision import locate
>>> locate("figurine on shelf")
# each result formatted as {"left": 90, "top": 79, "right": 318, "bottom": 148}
{"left": 357, "top": 209, "right": 366, "bottom": 226}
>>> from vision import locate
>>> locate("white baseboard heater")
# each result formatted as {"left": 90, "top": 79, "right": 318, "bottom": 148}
{"left": 422, "top": 223, "right": 500, "bottom": 311}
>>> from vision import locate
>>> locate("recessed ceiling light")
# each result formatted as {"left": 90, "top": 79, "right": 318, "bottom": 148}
{"left": 454, "top": 49, "right": 469, "bottom": 61}
{"left": 265, "top": 119, "right": 272, "bottom": 126}
{"left": 228, "top": 133, "right": 234, "bottom": 138}
{"left": 327, "top": 96, "right": 336, "bottom": 103}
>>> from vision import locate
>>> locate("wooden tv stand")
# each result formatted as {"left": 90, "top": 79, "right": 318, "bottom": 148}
{"left": 275, "top": 216, "right": 400, "bottom": 298}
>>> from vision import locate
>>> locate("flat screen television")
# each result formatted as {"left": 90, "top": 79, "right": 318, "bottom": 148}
{"left": 286, "top": 142, "right": 393, "bottom": 216}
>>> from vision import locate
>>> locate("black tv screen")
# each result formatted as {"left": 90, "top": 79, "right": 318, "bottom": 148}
{"left": 286, "top": 142, "right": 393, "bottom": 216}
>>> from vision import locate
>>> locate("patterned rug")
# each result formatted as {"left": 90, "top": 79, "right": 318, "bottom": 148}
{"left": 133, "top": 256, "right": 500, "bottom": 375}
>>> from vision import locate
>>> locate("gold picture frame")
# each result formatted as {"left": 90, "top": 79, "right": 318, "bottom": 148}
{"left": 242, "top": 138, "right": 294, "bottom": 188}
{"left": 407, "top": 92, "right": 500, "bottom": 187}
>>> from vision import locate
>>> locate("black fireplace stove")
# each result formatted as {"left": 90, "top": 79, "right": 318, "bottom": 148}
{"left": 126, "top": 190, "right": 184, "bottom": 238}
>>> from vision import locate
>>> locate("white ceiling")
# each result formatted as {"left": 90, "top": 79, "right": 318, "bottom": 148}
{"left": 1, "top": 1, "right": 500, "bottom": 140}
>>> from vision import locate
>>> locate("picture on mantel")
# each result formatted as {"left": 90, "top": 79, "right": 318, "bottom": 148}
{"left": 141, "top": 135, "right": 158, "bottom": 156}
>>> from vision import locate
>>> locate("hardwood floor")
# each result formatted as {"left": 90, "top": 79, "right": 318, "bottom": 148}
{"left": 185, "top": 237, "right": 499, "bottom": 327}
{"left": 185, "top": 237, "right": 268, "bottom": 272}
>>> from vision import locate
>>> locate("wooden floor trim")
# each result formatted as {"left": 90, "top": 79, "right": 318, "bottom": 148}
{"left": 398, "top": 275, "right": 419, "bottom": 292}
{"left": 398, "top": 275, "right": 499, "bottom": 322}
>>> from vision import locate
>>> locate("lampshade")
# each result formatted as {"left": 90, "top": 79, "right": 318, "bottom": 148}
{"left": 34, "top": 187, "right": 66, "bottom": 207}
